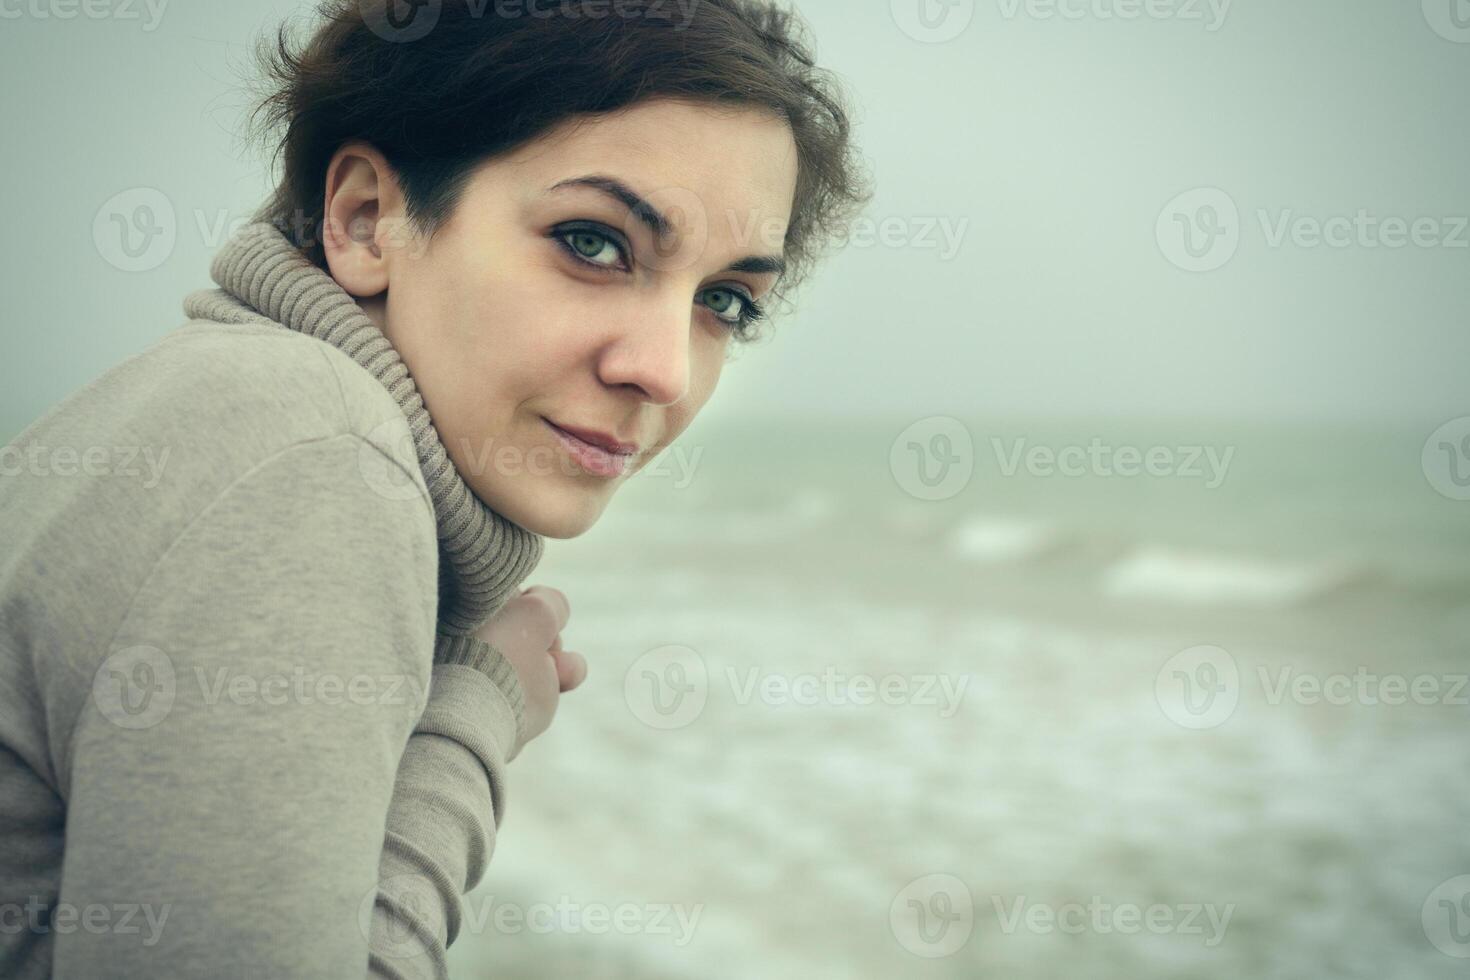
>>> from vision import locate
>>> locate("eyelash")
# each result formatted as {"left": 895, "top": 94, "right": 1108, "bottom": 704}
{"left": 550, "top": 222, "right": 767, "bottom": 339}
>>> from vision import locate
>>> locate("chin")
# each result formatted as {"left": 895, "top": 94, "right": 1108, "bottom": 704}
{"left": 479, "top": 479, "right": 609, "bottom": 540}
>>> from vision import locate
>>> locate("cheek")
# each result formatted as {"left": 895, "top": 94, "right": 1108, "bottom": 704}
{"left": 663, "top": 342, "right": 725, "bottom": 440}
{"left": 464, "top": 272, "right": 594, "bottom": 391}
{"left": 385, "top": 262, "right": 522, "bottom": 440}
{"left": 437, "top": 270, "right": 601, "bottom": 440}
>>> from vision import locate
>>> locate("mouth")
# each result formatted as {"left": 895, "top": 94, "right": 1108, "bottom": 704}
{"left": 543, "top": 418, "right": 638, "bottom": 479}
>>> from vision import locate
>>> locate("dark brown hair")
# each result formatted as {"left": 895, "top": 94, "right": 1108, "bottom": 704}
{"left": 241, "top": 0, "right": 872, "bottom": 326}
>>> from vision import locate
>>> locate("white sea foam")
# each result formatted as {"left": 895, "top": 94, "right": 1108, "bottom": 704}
{"left": 949, "top": 515, "right": 1065, "bottom": 564}
{"left": 1100, "top": 546, "right": 1358, "bottom": 607}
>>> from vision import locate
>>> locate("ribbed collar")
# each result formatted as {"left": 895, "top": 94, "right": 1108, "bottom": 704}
{"left": 181, "top": 221, "right": 543, "bottom": 635}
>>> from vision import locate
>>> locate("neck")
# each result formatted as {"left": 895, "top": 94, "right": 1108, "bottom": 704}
{"left": 356, "top": 292, "right": 390, "bottom": 339}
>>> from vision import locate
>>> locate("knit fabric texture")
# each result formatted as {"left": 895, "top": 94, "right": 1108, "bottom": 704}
{"left": 181, "top": 220, "right": 544, "bottom": 636}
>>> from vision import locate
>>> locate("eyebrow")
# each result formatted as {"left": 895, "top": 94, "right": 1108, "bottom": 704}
{"left": 547, "top": 174, "right": 788, "bottom": 279}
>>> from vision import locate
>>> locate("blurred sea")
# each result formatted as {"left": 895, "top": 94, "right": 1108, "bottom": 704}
{"left": 446, "top": 417, "right": 1470, "bottom": 980}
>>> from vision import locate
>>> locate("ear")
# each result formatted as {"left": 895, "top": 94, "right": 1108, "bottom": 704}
{"left": 321, "top": 142, "right": 402, "bottom": 298}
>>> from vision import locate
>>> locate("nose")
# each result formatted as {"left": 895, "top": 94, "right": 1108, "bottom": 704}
{"left": 595, "top": 296, "right": 691, "bottom": 407}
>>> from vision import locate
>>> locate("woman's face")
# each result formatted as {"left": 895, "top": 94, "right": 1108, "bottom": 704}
{"left": 321, "top": 97, "right": 799, "bottom": 538}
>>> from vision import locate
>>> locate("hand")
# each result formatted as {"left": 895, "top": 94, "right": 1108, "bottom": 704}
{"left": 470, "top": 585, "right": 587, "bottom": 752}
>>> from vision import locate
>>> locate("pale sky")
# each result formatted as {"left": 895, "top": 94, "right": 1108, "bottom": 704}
{"left": 3, "top": 0, "right": 1466, "bottom": 435}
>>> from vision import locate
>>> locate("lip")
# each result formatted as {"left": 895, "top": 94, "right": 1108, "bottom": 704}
{"left": 546, "top": 420, "right": 641, "bottom": 455}
{"left": 544, "top": 418, "right": 638, "bottom": 479}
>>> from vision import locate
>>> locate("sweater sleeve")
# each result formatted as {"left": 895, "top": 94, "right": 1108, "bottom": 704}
{"left": 50, "top": 434, "right": 518, "bottom": 979}
{"left": 368, "top": 635, "right": 526, "bottom": 978}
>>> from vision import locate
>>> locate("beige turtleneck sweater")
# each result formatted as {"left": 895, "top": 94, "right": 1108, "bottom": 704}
{"left": 0, "top": 221, "right": 546, "bottom": 978}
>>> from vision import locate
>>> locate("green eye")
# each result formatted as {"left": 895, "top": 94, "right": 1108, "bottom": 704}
{"left": 568, "top": 231, "right": 617, "bottom": 264}
{"left": 554, "top": 224, "right": 627, "bottom": 269}
{"left": 699, "top": 286, "right": 766, "bottom": 339}
{"left": 704, "top": 288, "right": 740, "bottom": 317}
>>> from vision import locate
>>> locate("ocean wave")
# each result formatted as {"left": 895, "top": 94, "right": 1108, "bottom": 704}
{"left": 948, "top": 515, "right": 1069, "bottom": 564}
{"left": 1099, "top": 546, "right": 1361, "bottom": 607}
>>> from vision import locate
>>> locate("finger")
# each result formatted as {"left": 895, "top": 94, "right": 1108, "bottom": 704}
{"left": 521, "top": 584, "right": 571, "bottom": 633}
{"left": 551, "top": 648, "right": 586, "bottom": 692}
{"left": 549, "top": 632, "right": 564, "bottom": 653}
{"left": 552, "top": 649, "right": 582, "bottom": 692}
{"left": 529, "top": 652, "right": 562, "bottom": 739}
{"left": 492, "top": 588, "right": 569, "bottom": 650}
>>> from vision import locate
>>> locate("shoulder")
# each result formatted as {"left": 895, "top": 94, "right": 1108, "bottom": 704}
{"left": 129, "top": 318, "right": 416, "bottom": 467}
{"left": 15, "top": 317, "right": 428, "bottom": 505}
{"left": 0, "top": 318, "right": 441, "bottom": 785}
{"left": 0, "top": 316, "right": 437, "bottom": 659}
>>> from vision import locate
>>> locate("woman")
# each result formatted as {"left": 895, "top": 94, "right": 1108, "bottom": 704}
{"left": 0, "top": 0, "right": 869, "bottom": 976}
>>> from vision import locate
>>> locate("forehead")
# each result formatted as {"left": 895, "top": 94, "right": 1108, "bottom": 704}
{"left": 500, "top": 98, "right": 799, "bottom": 255}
